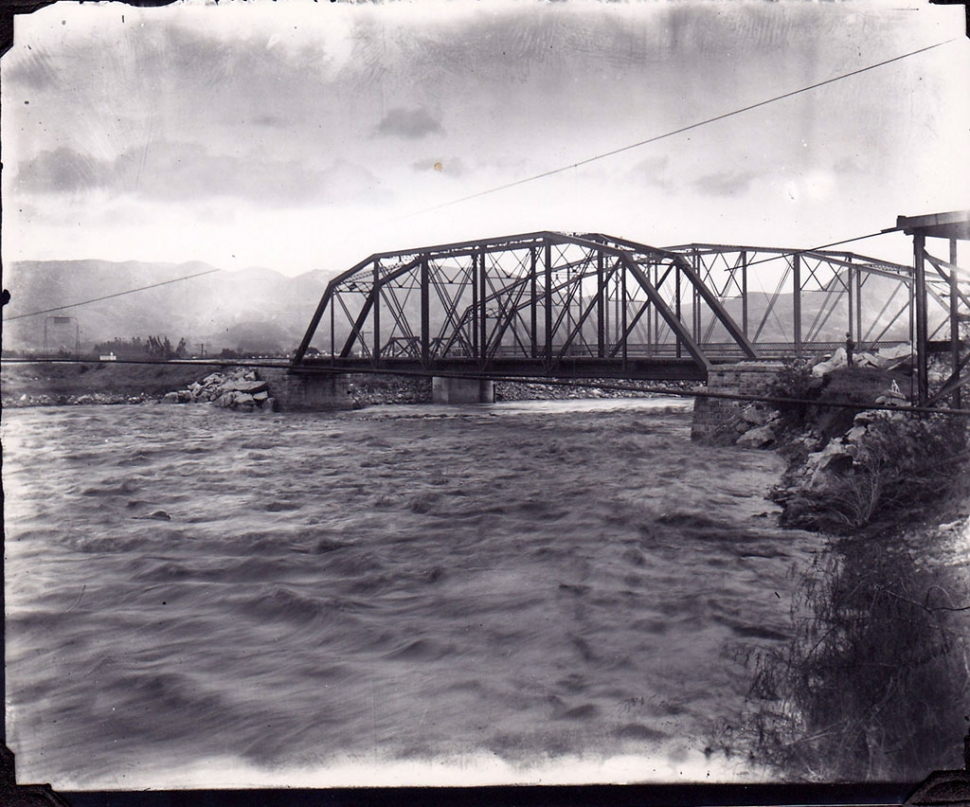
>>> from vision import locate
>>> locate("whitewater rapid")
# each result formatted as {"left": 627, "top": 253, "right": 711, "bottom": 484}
{"left": 3, "top": 398, "right": 817, "bottom": 789}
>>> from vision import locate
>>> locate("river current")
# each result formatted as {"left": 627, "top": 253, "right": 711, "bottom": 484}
{"left": 3, "top": 398, "right": 818, "bottom": 789}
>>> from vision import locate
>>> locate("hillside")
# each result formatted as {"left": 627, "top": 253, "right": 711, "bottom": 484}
{"left": 1, "top": 259, "right": 335, "bottom": 355}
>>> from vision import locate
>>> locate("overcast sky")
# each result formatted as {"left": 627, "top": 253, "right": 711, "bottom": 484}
{"left": 2, "top": 0, "right": 968, "bottom": 279}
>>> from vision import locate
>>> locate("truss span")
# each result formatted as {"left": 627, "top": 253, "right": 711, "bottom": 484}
{"left": 291, "top": 231, "right": 959, "bottom": 382}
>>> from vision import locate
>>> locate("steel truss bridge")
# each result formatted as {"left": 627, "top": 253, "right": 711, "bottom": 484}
{"left": 292, "top": 221, "right": 969, "bottom": 403}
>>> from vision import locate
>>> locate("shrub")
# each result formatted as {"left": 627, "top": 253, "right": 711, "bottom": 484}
{"left": 739, "top": 535, "right": 970, "bottom": 781}
{"left": 768, "top": 358, "right": 816, "bottom": 401}
{"left": 766, "top": 358, "right": 822, "bottom": 432}
{"left": 779, "top": 414, "right": 967, "bottom": 534}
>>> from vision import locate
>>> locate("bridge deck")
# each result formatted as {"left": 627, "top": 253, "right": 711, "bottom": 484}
{"left": 293, "top": 356, "right": 708, "bottom": 381}
{"left": 293, "top": 340, "right": 916, "bottom": 382}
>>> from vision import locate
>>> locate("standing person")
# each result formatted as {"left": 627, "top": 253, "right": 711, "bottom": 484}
{"left": 845, "top": 332, "right": 855, "bottom": 367}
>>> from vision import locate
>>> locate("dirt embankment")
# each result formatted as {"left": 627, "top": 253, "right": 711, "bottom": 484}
{"left": 1, "top": 361, "right": 229, "bottom": 407}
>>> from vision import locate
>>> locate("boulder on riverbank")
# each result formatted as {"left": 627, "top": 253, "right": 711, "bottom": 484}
{"left": 771, "top": 408, "right": 966, "bottom": 533}
{"left": 811, "top": 342, "right": 914, "bottom": 377}
{"left": 691, "top": 359, "right": 964, "bottom": 531}
{"left": 714, "top": 365, "right": 911, "bottom": 452}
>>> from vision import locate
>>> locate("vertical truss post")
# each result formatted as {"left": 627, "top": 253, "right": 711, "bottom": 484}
{"left": 951, "top": 238, "right": 961, "bottom": 409}
{"left": 693, "top": 286, "right": 701, "bottom": 345}
{"left": 544, "top": 241, "right": 553, "bottom": 365}
{"left": 741, "top": 250, "right": 748, "bottom": 338}
{"left": 846, "top": 263, "right": 855, "bottom": 342}
{"left": 853, "top": 259, "right": 862, "bottom": 346}
{"left": 471, "top": 251, "right": 480, "bottom": 359}
{"left": 372, "top": 259, "right": 381, "bottom": 364}
{"left": 530, "top": 247, "right": 538, "bottom": 359}
{"left": 646, "top": 264, "right": 654, "bottom": 356}
{"left": 614, "top": 272, "right": 620, "bottom": 353}
{"left": 793, "top": 253, "right": 802, "bottom": 357}
{"left": 692, "top": 250, "right": 701, "bottom": 345}
{"left": 479, "top": 250, "right": 488, "bottom": 368}
{"left": 621, "top": 258, "right": 628, "bottom": 367}
{"left": 420, "top": 255, "right": 430, "bottom": 367}
{"left": 329, "top": 292, "right": 335, "bottom": 361}
{"left": 909, "top": 263, "right": 916, "bottom": 347}
{"left": 675, "top": 262, "right": 682, "bottom": 358}
{"left": 597, "top": 250, "right": 606, "bottom": 358}
{"left": 915, "top": 232, "right": 929, "bottom": 405}
{"left": 604, "top": 261, "right": 611, "bottom": 355}
{"left": 566, "top": 265, "right": 575, "bottom": 354}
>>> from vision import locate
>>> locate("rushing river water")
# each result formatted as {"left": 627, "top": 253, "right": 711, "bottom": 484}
{"left": 3, "top": 398, "right": 819, "bottom": 789}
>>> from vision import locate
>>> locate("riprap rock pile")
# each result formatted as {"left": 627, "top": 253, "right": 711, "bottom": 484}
{"left": 164, "top": 368, "right": 274, "bottom": 412}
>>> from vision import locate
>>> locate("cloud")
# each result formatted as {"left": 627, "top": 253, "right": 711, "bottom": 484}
{"left": 15, "top": 147, "right": 113, "bottom": 194}
{"left": 833, "top": 153, "right": 879, "bottom": 177}
{"left": 692, "top": 170, "right": 759, "bottom": 198}
{"left": 4, "top": 49, "right": 60, "bottom": 91}
{"left": 16, "top": 141, "right": 388, "bottom": 208}
{"left": 376, "top": 107, "right": 443, "bottom": 140}
{"left": 249, "top": 114, "right": 292, "bottom": 128}
{"left": 627, "top": 156, "right": 671, "bottom": 189}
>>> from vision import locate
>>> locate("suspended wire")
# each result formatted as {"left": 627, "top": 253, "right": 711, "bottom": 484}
{"left": 6, "top": 39, "right": 947, "bottom": 321}
{"left": 807, "top": 231, "right": 895, "bottom": 252}
{"left": 3, "top": 41, "right": 953, "bottom": 360}
{"left": 3, "top": 268, "right": 221, "bottom": 321}
{"left": 789, "top": 230, "right": 896, "bottom": 260}
{"left": 700, "top": 229, "right": 907, "bottom": 280}
{"left": 386, "top": 38, "right": 959, "bottom": 223}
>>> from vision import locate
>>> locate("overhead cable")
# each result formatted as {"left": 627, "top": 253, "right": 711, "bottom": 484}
{"left": 3, "top": 268, "right": 221, "bottom": 321}
{"left": 390, "top": 38, "right": 958, "bottom": 222}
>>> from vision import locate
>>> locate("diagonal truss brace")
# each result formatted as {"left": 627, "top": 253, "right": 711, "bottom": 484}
{"left": 621, "top": 256, "right": 712, "bottom": 371}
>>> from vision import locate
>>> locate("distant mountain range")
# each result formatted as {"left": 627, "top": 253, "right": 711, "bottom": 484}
{"left": 2, "top": 260, "right": 336, "bottom": 355}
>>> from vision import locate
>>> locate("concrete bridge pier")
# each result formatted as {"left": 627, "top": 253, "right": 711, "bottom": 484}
{"left": 432, "top": 376, "right": 494, "bottom": 405}
{"left": 260, "top": 368, "right": 356, "bottom": 411}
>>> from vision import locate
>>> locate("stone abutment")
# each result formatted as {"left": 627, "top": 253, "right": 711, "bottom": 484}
{"left": 690, "top": 362, "right": 784, "bottom": 444}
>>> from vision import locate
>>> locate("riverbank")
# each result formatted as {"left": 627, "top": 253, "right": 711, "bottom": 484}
{"left": 668, "top": 357, "right": 970, "bottom": 780}
{"left": 1, "top": 361, "right": 228, "bottom": 407}
{"left": 721, "top": 398, "right": 970, "bottom": 781}
{"left": 730, "top": 502, "right": 970, "bottom": 781}
{"left": 1, "top": 361, "right": 697, "bottom": 409}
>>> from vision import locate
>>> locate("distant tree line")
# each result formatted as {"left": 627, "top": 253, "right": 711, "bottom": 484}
{"left": 92, "top": 335, "right": 188, "bottom": 360}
